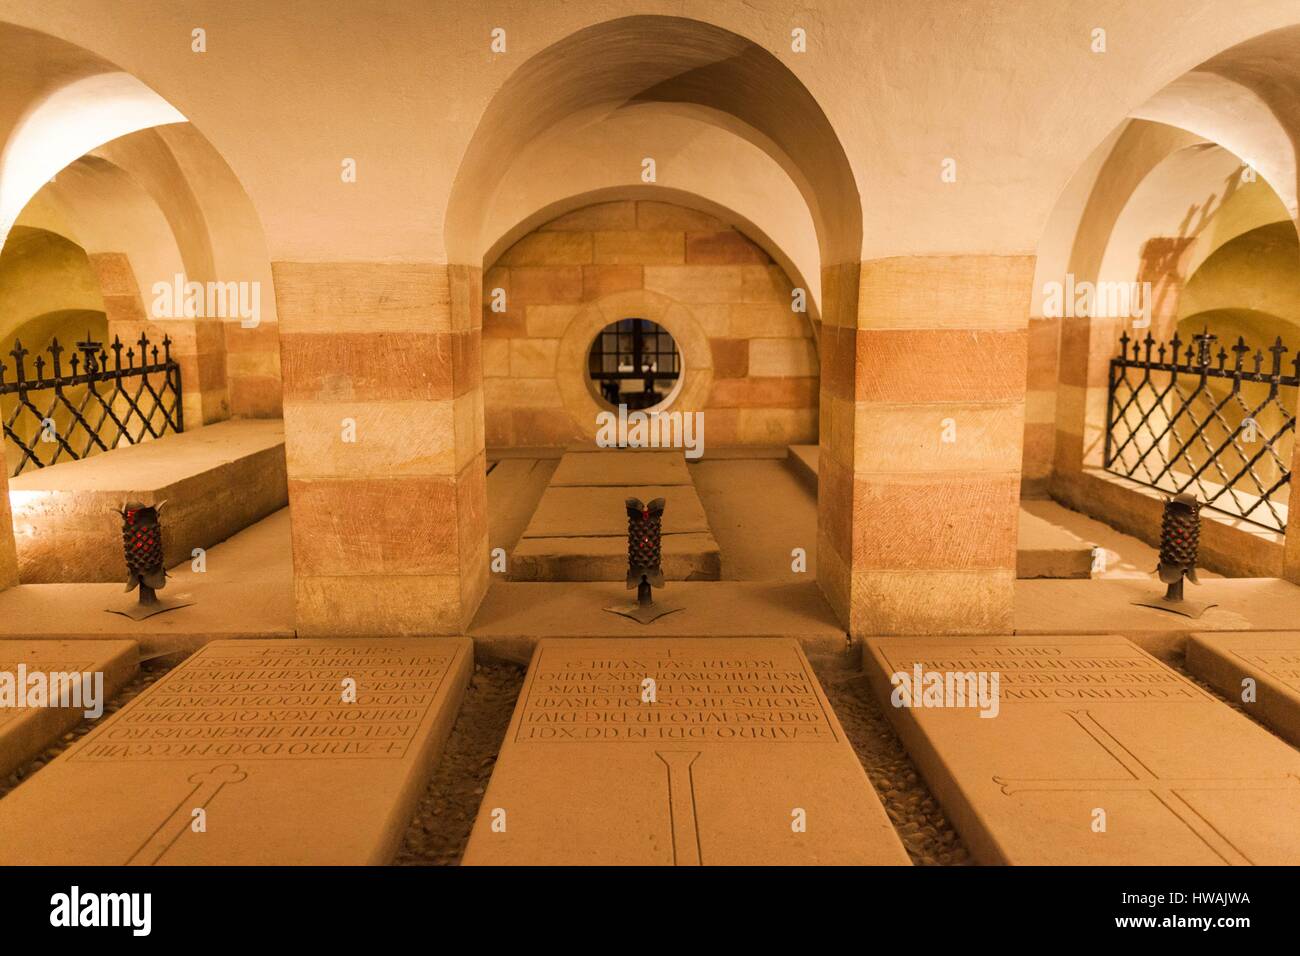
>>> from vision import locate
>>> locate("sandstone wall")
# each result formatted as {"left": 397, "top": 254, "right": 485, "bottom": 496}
{"left": 481, "top": 200, "right": 818, "bottom": 448}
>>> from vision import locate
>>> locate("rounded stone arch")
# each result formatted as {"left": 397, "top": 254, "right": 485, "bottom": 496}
{"left": 18, "top": 153, "right": 188, "bottom": 297}
{"left": 1178, "top": 222, "right": 1300, "bottom": 335}
{"left": 0, "top": 225, "right": 104, "bottom": 342}
{"left": 1032, "top": 22, "right": 1300, "bottom": 326}
{"left": 449, "top": 13, "right": 855, "bottom": 625}
{"left": 0, "top": 20, "right": 282, "bottom": 416}
{"left": 555, "top": 288, "right": 713, "bottom": 440}
{"left": 0, "top": 19, "right": 287, "bottom": 590}
{"left": 444, "top": 14, "right": 862, "bottom": 274}
{"left": 1028, "top": 20, "right": 1300, "bottom": 582}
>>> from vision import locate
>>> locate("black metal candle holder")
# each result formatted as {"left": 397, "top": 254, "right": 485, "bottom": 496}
{"left": 604, "top": 496, "right": 682, "bottom": 625}
{"left": 1132, "top": 492, "right": 1217, "bottom": 619}
{"left": 106, "top": 500, "right": 194, "bottom": 621}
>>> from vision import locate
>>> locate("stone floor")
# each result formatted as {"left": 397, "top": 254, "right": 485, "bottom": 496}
{"left": 4, "top": 448, "right": 1300, "bottom": 864}
{"left": 5, "top": 625, "right": 1294, "bottom": 864}
{"left": 0, "top": 507, "right": 294, "bottom": 657}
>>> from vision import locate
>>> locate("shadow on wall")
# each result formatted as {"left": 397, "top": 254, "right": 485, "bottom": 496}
{"left": 0, "top": 308, "right": 111, "bottom": 475}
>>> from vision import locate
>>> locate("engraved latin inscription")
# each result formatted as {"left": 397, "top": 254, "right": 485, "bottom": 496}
{"left": 517, "top": 649, "right": 837, "bottom": 743}
{"left": 70, "top": 644, "right": 454, "bottom": 762}
{"left": 1230, "top": 649, "right": 1300, "bottom": 694}
{"left": 879, "top": 643, "right": 1209, "bottom": 704}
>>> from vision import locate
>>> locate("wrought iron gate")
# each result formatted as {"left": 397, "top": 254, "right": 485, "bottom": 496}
{"left": 1104, "top": 329, "right": 1299, "bottom": 533}
{"left": 0, "top": 332, "right": 183, "bottom": 476}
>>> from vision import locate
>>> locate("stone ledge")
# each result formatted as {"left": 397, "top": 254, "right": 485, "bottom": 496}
{"left": 510, "top": 532, "right": 720, "bottom": 582}
{"left": 1015, "top": 510, "right": 1094, "bottom": 579}
{"left": 1051, "top": 466, "right": 1284, "bottom": 578}
{"left": 469, "top": 580, "right": 848, "bottom": 663}
{"left": 1015, "top": 577, "right": 1300, "bottom": 661}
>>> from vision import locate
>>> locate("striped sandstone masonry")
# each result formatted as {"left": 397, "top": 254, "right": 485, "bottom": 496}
{"left": 482, "top": 200, "right": 818, "bottom": 448}
{"left": 820, "top": 256, "right": 1031, "bottom": 636}
{"left": 274, "top": 262, "right": 488, "bottom": 636}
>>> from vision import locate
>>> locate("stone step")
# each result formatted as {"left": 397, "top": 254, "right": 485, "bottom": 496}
{"left": 511, "top": 533, "right": 720, "bottom": 582}
{"left": 522, "top": 484, "right": 712, "bottom": 538}
{"left": 1015, "top": 510, "right": 1095, "bottom": 579}
{"left": 462, "top": 637, "right": 910, "bottom": 865}
{"left": 0, "top": 640, "right": 138, "bottom": 778}
{"left": 863, "top": 634, "right": 1300, "bottom": 865}
{"left": 0, "top": 638, "right": 470, "bottom": 865}
{"left": 1187, "top": 631, "right": 1300, "bottom": 748}
{"left": 550, "top": 450, "right": 691, "bottom": 487}
{"left": 468, "top": 581, "right": 849, "bottom": 662}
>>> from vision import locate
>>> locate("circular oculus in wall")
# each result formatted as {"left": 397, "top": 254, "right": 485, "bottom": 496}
{"left": 586, "top": 318, "right": 683, "bottom": 412}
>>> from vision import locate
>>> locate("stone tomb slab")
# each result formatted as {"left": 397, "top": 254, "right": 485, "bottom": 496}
{"left": 1187, "top": 632, "right": 1300, "bottom": 748}
{"left": 463, "top": 638, "right": 910, "bottom": 865}
{"left": 550, "top": 450, "right": 691, "bottom": 487}
{"left": 863, "top": 635, "right": 1300, "bottom": 865}
{"left": 522, "top": 484, "right": 711, "bottom": 539}
{"left": 0, "top": 640, "right": 138, "bottom": 779}
{"left": 0, "top": 638, "right": 470, "bottom": 865}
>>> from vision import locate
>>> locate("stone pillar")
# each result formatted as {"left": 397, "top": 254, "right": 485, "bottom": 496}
{"left": 223, "top": 319, "right": 283, "bottom": 418}
{"left": 816, "top": 261, "right": 859, "bottom": 628}
{"left": 838, "top": 256, "right": 1030, "bottom": 636}
{"left": 1021, "top": 314, "right": 1060, "bottom": 498}
{"left": 88, "top": 253, "right": 231, "bottom": 428}
{"left": 274, "top": 262, "right": 488, "bottom": 637}
{"left": 1052, "top": 300, "right": 1121, "bottom": 498}
{"left": 1051, "top": 238, "right": 1190, "bottom": 511}
{"left": 0, "top": 475, "right": 16, "bottom": 589}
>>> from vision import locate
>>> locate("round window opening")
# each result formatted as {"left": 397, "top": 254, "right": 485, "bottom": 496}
{"left": 587, "top": 318, "right": 682, "bottom": 411}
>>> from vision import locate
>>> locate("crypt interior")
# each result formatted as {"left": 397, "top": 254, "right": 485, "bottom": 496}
{"left": 2, "top": 1, "right": 1300, "bottom": 867}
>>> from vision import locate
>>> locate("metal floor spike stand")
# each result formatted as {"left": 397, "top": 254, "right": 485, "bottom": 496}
{"left": 604, "top": 496, "right": 683, "bottom": 625}
{"left": 1132, "top": 491, "right": 1217, "bottom": 619}
{"left": 106, "top": 500, "right": 195, "bottom": 621}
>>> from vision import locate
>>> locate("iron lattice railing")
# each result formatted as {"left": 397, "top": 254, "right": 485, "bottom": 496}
{"left": 0, "top": 332, "right": 183, "bottom": 476}
{"left": 1104, "top": 329, "right": 1300, "bottom": 533}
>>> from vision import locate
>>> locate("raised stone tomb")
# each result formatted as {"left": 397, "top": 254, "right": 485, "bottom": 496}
{"left": 0, "top": 639, "right": 138, "bottom": 778}
{"left": 9, "top": 418, "right": 287, "bottom": 583}
{"left": 0, "top": 638, "right": 470, "bottom": 865}
{"left": 511, "top": 449, "right": 721, "bottom": 582}
{"left": 1187, "top": 632, "right": 1300, "bottom": 748}
{"left": 863, "top": 634, "right": 1300, "bottom": 865}
{"left": 463, "top": 637, "right": 910, "bottom": 865}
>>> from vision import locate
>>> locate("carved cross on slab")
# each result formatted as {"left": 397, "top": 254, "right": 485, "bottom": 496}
{"left": 993, "top": 710, "right": 1300, "bottom": 865}
{"left": 656, "top": 750, "right": 702, "bottom": 866}
{"left": 127, "top": 763, "right": 248, "bottom": 866}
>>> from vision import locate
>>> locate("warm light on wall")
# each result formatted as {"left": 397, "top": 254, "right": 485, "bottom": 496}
{"left": 0, "top": 72, "right": 186, "bottom": 247}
